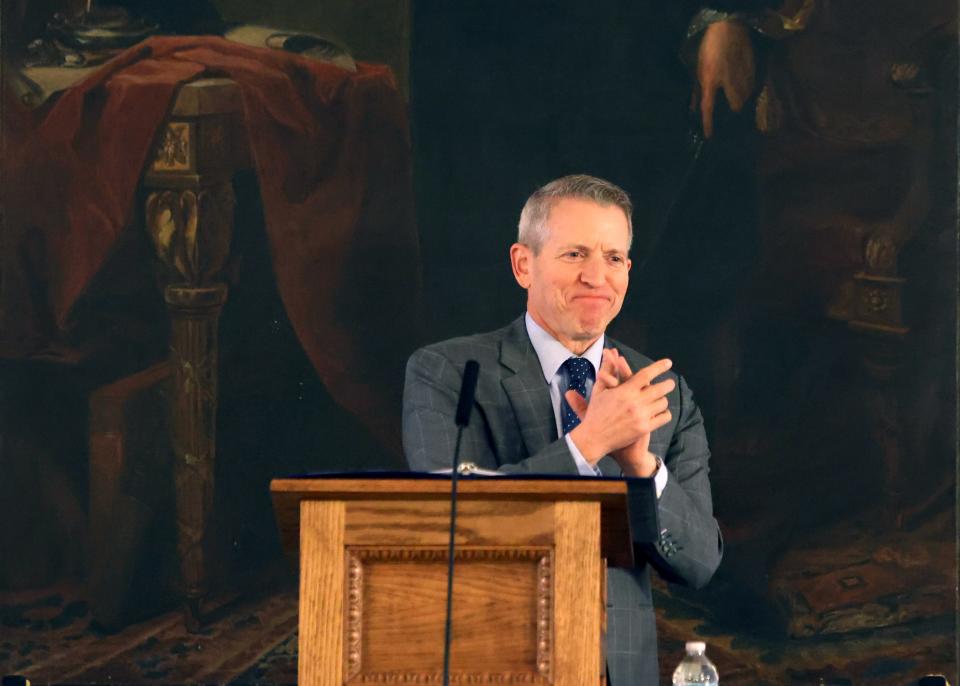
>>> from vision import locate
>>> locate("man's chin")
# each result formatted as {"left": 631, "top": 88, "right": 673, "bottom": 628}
{"left": 572, "top": 322, "right": 606, "bottom": 341}
{"left": 572, "top": 310, "right": 616, "bottom": 339}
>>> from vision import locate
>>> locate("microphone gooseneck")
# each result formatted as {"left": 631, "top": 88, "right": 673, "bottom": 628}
{"left": 443, "top": 360, "right": 479, "bottom": 686}
{"left": 455, "top": 360, "right": 480, "bottom": 427}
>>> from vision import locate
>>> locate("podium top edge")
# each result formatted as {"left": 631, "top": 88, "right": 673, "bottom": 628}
{"left": 270, "top": 476, "right": 632, "bottom": 499}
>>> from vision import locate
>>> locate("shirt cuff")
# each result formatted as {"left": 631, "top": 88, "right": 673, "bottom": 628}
{"left": 565, "top": 434, "right": 603, "bottom": 477}
{"left": 653, "top": 456, "right": 668, "bottom": 498}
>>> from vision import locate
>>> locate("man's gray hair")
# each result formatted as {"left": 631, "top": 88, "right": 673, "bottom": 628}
{"left": 517, "top": 174, "right": 633, "bottom": 254}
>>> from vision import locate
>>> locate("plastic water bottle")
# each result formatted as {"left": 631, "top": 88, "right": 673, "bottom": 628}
{"left": 672, "top": 641, "right": 719, "bottom": 686}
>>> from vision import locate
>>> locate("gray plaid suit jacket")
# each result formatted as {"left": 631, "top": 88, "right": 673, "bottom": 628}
{"left": 402, "top": 316, "right": 722, "bottom": 686}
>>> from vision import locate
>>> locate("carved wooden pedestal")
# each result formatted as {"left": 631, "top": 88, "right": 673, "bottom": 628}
{"left": 849, "top": 236, "right": 910, "bottom": 521}
{"left": 272, "top": 478, "right": 634, "bottom": 686}
{"left": 166, "top": 284, "right": 228, "bottom": 626}
{"left": 144, "top": 78, "right": 248, "bottom": 630}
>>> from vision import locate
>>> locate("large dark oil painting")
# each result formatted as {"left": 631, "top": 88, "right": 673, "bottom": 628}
{"left": 1, "top": 0, "right": 956, "bottom": 684}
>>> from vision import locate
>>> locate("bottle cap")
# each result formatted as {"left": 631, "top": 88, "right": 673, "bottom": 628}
{"left": 685, "top": 641, "right": 706, "bottom": 653}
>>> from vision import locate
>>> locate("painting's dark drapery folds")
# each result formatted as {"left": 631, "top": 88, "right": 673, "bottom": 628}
{"left": 1, "top": 36, "right": 422, "bottom": 453}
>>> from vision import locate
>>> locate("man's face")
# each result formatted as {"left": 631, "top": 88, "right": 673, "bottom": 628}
{"left": 511, "top": 197, "right": 632, "bottom": 354}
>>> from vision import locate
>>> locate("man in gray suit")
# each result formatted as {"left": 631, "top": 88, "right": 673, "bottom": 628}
{"left": 403, "top": 174, "right": 722, "bottom": 685}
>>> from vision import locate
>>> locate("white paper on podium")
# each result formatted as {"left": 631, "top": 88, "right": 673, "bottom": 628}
{"left": 430, "top": 462, "right": 504, "bottom": 476}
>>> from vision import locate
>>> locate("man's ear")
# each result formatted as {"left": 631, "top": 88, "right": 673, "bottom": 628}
{"left": 510, "top": 243, "right": 533, "bottom": 289}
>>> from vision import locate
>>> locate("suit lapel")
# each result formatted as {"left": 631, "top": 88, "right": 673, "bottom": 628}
{"left": 500, "top": 318, "right": 556, "bottom": 457}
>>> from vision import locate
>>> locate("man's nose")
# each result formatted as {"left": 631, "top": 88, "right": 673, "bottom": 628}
{"left": 579, "top": 255, "right": 606, "bottom": 286}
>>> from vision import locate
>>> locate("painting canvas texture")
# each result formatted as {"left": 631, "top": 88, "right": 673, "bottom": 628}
{"left": 0, "top": 0, "right": 955, "bottom": 684}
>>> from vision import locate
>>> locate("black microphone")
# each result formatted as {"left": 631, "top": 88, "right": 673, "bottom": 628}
{"left": 455, "top": 360, "right": 480, "bottom": 427}
{"left": 443, "top": 360, "right": 479, "bottom": 686}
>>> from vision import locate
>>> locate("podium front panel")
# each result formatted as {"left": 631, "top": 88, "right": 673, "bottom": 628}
{"left": 345, "top": 547, "right": 551, "bottom": 678}
{"left": 281, "top": 479, "right": 619, "bottom": 686}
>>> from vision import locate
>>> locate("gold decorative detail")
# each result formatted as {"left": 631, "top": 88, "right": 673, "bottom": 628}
{"left": 348, "top": 674, "right": 547, "bottom": 683}
{"left": 755, "top": 82, "right": 783, "bottom": 134}
{"left": 147, "top": 190, "right": 198, "bottom": 282}
{"left": 349, "top": 548, "right": 549, "bottom": 563}
{"left": 757, "top": 0, "right": 815, "bottom": 38}
{"left": 850, "top": 271, "right": 907, "bottom": 335}
{"left": 863, "top": 288, "right": 889, "bottom": 314}
{"left": 153, "top": 122, "right": 192, "bottom": 171}
{"left": 890, "top": 63, "right": 921, "bottom": 86}
{"left": 777, "top": 0, "right": 815, "bottom": 32}
{"left": 346, "top": 553, "right": 364, "bottom": 679}
{"left": 535, "top": 555, "right": 552, "bottom": 679}
{"left": 166, "top": 284, "right": 228, "bottom": 605}
{"left": 865, "top": 236, "right": 897, "bottom": 275}
{"left": 146, "top": 185, "right": 235, "bottom": 285}
{"left": 169, "top": 341, "right": 217, "bottom": 406}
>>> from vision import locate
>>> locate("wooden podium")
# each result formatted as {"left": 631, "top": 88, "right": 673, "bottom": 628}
{"left": 271, "top": 476, "right": 637, "bottom": 686}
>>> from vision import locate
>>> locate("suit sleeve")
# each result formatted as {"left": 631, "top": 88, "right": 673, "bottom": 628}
{"left": 403, "top": 346, "right": 580, "bottom": 475}
{"left": 632, "top": 373, "right": 723, "bottom": 589}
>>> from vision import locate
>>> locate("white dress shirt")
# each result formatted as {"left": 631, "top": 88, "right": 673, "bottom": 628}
{"left": 525, "top": 313, "right": 667, "bottom": 497}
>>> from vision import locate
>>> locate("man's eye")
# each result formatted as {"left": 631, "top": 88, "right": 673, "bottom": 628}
{"left": 564, "top": 251, "right": 584, "bottom": 259}
{"left": 608, "top": 254, "right": 624, "bottom": 264}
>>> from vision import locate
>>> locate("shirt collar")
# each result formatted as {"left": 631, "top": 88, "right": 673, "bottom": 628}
{"left": 525, "top": 312, "right": 605, "bottom": 383}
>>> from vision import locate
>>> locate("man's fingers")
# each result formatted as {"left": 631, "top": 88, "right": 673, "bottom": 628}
{"left": 646, "top": 358, "right": 673, "bottom": 380}
{"left": 597, "top": 370, "right": 620, "bottom": 391}
{"left": 650, "top": 396, "right": 669, "bottom": 416}
{"left": 594, "top": 350, "right": 620, "bottom": 393}
{"left": 600, "top": 349, "right": 619, "bottom": 379}
{"left": 649, "top": 408, "right": 673, "bottom": 433}
{"left": 640, "top": 378, "right": 676, "bottom": 403}
{"left": 624, "top": 358, "right": 672, "bottom": 387}
{"left": 564, "top": 389, "right": 588, "bottom": 417}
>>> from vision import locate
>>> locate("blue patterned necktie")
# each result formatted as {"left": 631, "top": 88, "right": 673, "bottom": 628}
{"left": 560, "top": 357, "right": 594, "bottom": 434}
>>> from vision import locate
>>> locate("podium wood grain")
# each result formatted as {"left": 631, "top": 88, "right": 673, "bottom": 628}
{"left": 299, "top": 500, "right": 346, "bottom": 686}
{"left": 272, "top": 478, "right": 633, "bottom": 569}
{"left": 275, "top": 479, "right": 629, "bottom": 684}
{"left": 554, "top": 501, "right": 602, "bottom": 685}
{"left": 349, "top": 547, "right": 547, "bottom": 675}
{"left": 343, "top": 500, "right": 554, "bottom": 546}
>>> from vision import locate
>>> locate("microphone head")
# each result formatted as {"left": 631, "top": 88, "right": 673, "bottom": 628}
{"left": 454, "top": 360, "right": 480, "bottom": 427}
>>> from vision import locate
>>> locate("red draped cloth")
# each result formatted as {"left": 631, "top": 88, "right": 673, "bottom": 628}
{"left": 1, "top": 37, "right": 422, "bottom": 454}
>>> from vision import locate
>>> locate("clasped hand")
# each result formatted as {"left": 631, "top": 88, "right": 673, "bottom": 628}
{"left": 566, "top": 351, "right": 674, "bottom": 477}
